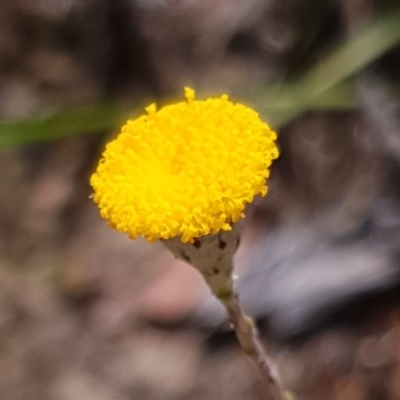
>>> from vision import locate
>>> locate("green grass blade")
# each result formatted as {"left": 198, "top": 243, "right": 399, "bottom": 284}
{"left": 253, "top": 82, "right": 358, "bottom": 127}
{"left": 1, "top": 6, "right": 400, "bottom": 147}
{"left": 259, "top": 6, "right": 400, "bottom": 128}
{"left": 299, "top": 7, "right": 400, "bottom": 97}
{"left": 0, "top": 102, "right": 136, "bottom": 148}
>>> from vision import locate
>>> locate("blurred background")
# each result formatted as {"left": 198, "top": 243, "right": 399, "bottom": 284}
{"left": 1, "top": 0, "right": 400, "bottom": 399}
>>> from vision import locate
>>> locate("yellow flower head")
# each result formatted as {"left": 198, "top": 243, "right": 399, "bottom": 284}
{"left": 90, "top": 88, "right": 278, "bottom": 243}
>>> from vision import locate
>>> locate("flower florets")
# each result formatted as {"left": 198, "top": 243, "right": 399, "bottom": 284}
{"left": 90, "top": 88, "right": 278, "bottom": 243}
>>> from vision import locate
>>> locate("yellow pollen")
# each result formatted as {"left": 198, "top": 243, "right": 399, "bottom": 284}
{"left": 90, "top": 88, "right": 279, "bottom": 243}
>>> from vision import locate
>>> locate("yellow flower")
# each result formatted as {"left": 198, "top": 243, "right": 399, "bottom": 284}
{"left": 90, "top": 88, "right": 278, "bottom": 243}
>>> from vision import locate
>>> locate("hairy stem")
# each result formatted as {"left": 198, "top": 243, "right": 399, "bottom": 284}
{"left": 162, "top": 230, "right": 286, "bottom": 399}
{"left": 218, "top": 293, "right": 285, "bottom": 400}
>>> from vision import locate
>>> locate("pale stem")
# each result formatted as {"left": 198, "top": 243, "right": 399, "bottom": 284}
{"left": 217, "top": 292, "right": 285, "bottom": 400}
{"left": 162, "top": 231, "right": 286, "bottom": 399}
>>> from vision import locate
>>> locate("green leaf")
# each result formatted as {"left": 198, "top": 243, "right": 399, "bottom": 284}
{"left": 253, "top": 81, "right": 358, "bottom": 127}
{"left": 0, "top": 102, "right": 135, "bottom": 148}
{"left": 1, "top": 6, "right": 400, "bottom": 147}
{"left": 258, "top": 6, "right": 400, "bottom": 128}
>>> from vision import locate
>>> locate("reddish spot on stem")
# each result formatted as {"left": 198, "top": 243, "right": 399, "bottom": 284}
{"left": 193, "top": 239, "right": 201, "bottom": 249}
{"left": 218, "top": 239, "right": 227, "bottom": 250}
